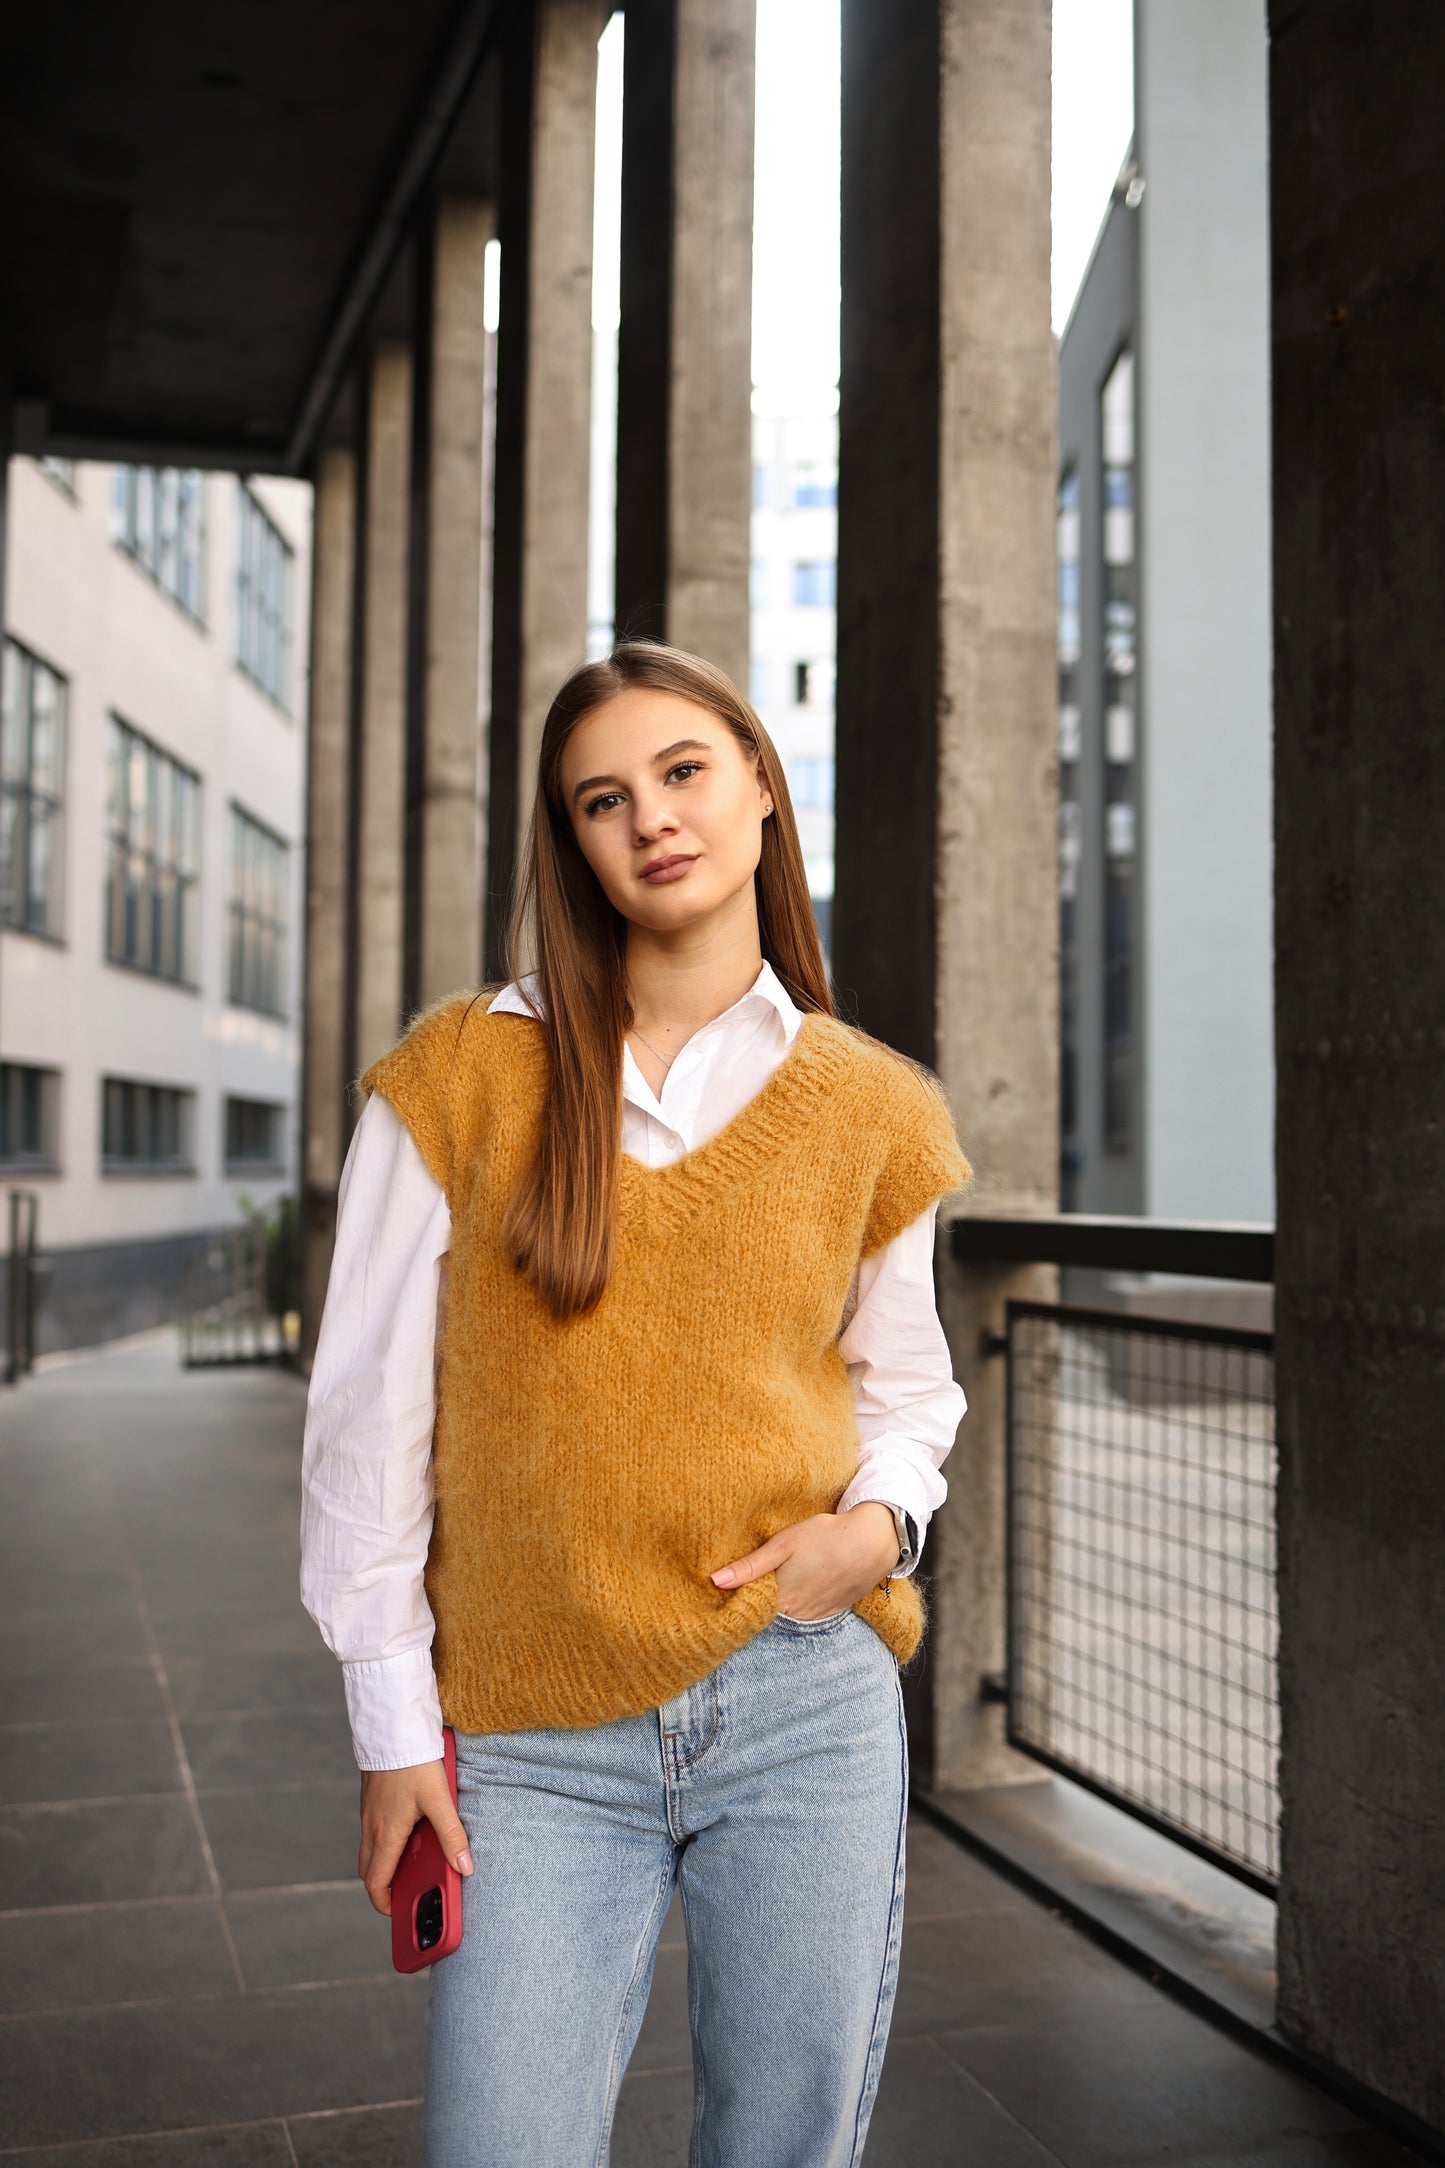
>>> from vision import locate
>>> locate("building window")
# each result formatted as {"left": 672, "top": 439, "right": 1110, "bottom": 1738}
{"left": 1056, "top": 467, "right": 1083, "bottom": 1197}
{"left": 792, "top": 462, "right": 837, "bottom": 509}
{"left": 749, "top": 659, "right": 770, "bottom": 710}
{"left": 0, "top": 1063, "right": 60, "bottom": 1170}
{"left": 788, "top": 754, "right": 834, "bottom": 812}
{"left": 1100, "top": 352, "right": 1137, "bottom": 1152}
{"left": 101, "top": 1077, "right": 195, "bottom": 1174}
{"left": 1, "top": 641, "right": 66, "bottom": 937}
{"left": 112, "top": 467, "right": 206, "bottom": 619}
{"left": 750, "top": 559, "right": 769, "bottom": 609}
{"left": 793, "top": 659, "right": 835, "bottom": 710}
{"left": 105, "top": 717, "right": 201, "bottom": 985}
{"left": 235, "top": 484, "right": 294, "bottom": 709}
{"left": 227, "top": 805, "right": 289, "bottom": 1017}
{"left": 37, "top": 457, "right": 76, "bottom": 495}
{"left": 224, "top": 1095, "right": 284, "bottom": 1173}
{"left": 792, "top": 561, "right": 836, "bottom": 609}
{"left": 752, "top": 462, "right": 768, "bottom": 511}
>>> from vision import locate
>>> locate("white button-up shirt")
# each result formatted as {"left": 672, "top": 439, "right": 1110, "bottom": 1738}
{"left": 300, "top": 962, "right": 967, "bottom": 1770}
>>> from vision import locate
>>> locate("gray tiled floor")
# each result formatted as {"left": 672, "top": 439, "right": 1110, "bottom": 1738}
{"left": 0, "top": 1337, "right": 1411, "bottom": 2166}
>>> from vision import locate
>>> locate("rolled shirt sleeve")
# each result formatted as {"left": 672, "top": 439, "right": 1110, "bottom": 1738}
{"left": 299, "top": 1092, "right": 452, "bottom": 1770}
{"left": 836, "top": 1203, "right": 966, "bottom": 1576}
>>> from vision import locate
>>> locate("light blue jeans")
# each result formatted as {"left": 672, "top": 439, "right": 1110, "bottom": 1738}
{"left": 425, "top": 1609, "right": 909, "bottom": 2167}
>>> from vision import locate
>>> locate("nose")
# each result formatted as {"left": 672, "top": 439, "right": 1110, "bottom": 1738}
{"left": 633, "top": 791, "right": 680, "bottom": 846}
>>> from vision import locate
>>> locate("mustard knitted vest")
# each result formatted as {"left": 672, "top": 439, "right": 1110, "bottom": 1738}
{"left": 360, "top": 991, "right": 971, "bottom": 1734}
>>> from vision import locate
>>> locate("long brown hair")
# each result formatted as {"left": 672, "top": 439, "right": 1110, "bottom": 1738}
{"left": 502, "top": 641, "right": 835, "bottom": 1320}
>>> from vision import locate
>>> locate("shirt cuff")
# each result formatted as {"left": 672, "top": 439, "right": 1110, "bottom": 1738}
{"left": 839, "top": 1463, "right": 939, "bottom": 1578}
{"left": 341, "top": 1646, "right": 446, "bottom": 1772}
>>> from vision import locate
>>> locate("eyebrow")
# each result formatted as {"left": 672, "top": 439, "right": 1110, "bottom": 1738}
{"left": 570, "top": 738, "right": 714, "bottom": 803}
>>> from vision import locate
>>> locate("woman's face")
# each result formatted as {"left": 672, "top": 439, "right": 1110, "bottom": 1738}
{"left": 558, "top": 687, "right": 771, "bottom": 935}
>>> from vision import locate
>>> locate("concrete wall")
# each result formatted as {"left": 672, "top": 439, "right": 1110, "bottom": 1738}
{"left": 2, "top": 456, "right": 308, "bottom": 1341}
{"left": 1270, "top": 0, "right": 1445, "bottom": 2126}
{"left": 1135, "top": 0, "right": 1273, "bottom": 1223}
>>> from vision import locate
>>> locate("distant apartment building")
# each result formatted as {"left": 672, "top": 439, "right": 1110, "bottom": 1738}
{"left": 1, "top": 456, "right": 310, "bottom": 1351}
{"left": 1056, "top": 0, "right": 1272, "bottom": 1224}
{"left": 749, "top": 402, "right": 838, "bottom": 945}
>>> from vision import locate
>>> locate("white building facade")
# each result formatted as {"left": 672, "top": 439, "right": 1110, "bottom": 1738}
{"left": 749, "top": 402, "right": 838, "bottom": 943}
{"left": 1056, "top": 0, "right": 1272, "bottom": 1227}
{"left": 1, "top": 456, "right": 310, "bottom": 1351}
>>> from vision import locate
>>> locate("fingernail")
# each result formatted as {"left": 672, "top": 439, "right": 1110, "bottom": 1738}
{"left": 712, "top": 1568, "right": 734, "bottom": 1586}
{"left": 456, "top": 1849, "right": 473, "bottom": 1875}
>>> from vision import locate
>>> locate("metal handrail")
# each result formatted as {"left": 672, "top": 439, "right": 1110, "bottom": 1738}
{"left": 950, "top": 1213, "right": 1274, "bottom": 1283}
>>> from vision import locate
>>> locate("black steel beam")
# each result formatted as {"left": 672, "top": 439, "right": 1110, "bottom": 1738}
{"left": 283, "top": 0, "right": 506, "bottom": 475}
{"left": 949, "top": 1215, "right": 1275, "bottom": 1283}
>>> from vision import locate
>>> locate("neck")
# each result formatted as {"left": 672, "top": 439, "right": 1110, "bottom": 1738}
{"left": 624, "top": 890, "right": 764, "bottom": 1038}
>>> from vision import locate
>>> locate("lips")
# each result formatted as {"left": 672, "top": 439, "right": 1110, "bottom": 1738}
{"left": 639, "top": 854, "right": 698, "bottom": 883}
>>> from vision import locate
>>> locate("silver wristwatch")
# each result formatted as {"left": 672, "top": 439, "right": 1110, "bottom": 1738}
{"left": 886, "top": 1505, "right": 918, "bottom": 1574}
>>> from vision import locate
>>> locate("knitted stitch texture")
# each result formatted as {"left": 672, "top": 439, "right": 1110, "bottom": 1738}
{"left": 360, "top": 992, "right": 971, "bottom": 1733}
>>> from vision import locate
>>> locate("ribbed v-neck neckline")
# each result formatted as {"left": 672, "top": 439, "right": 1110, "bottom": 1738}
{"left": 614, "top": 1010, "right": 851, "bottom": 1234}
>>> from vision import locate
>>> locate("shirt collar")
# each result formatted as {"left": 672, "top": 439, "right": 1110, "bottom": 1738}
{"left": 487, "top": 958, "right": 805, "bottom": 1045}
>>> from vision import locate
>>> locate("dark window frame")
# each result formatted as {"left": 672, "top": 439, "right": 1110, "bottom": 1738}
{"left": 235, "top": 483, "right": 294, "bottom": 713}
{"left": 1, "top": 638, "right": 67, "bottom": 940}
{"left": 100, "top": 1075, "right": 197, "bottom": 1177}
{"left": 0, "top": 1062, "right": 61, "bottom": 1173}
{"left": 104, "top": 715, "right": 202, "bottom": 989}
{"left": 112, "top": 466, "right": 207, "bottom": 622}
{"left": 226, "top": 803, "right": 290, "bottom": 1019}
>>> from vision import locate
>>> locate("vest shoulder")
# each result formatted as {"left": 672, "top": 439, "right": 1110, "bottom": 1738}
{"left": 805, "top": 1019, "right": 970, "bottom": 1251}
{"left": 358, "top": 987, "right": 536, "bottom": 1095}
{"left": 812, "top": 1015, "right": 953, "bottom": 1119}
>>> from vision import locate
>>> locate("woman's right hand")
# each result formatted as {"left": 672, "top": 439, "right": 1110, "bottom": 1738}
{"left": 358, "top": 1760, "right": 474, "bottom": 1915}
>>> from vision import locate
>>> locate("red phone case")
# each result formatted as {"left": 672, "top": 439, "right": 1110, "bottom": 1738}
{"left": 390, "top": 1725, "right": 465, "bottom": 1973}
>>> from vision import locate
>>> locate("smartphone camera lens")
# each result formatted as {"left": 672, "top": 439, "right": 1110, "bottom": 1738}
{"left": 415, "top": 1886, "right": 444, "bottom": 1951}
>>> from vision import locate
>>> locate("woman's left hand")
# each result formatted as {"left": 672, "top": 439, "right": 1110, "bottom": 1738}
{"left": 710, "top": 1502, "right": 901, "bottom": 1620}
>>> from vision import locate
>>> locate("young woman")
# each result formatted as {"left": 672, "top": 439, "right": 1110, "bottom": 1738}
{"left": 301, "top": 642, "right": 970, "bottom": 2167}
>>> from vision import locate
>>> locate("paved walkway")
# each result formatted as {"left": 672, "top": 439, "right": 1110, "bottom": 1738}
{"left": 0, "top": 1337, "right": 1411, "bottom": 2164}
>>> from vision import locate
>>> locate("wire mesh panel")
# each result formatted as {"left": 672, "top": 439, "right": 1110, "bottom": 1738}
{"left": 1006, "top": 1301, "right": 1278, "bottom": 1891}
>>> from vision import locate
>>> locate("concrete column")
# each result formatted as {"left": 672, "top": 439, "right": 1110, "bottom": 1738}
{"left": 1270, "top": 2, "right": 1445, "bottom": 2126}
{"left": 300, "top": 447, "right": 358, "bottom": 1365}
{"left": 835, "top": 0, "right": 1057, "bottom": 1789}
{"left": 614, "top": 0, "right": 755, "bottom": 688}
{"left": 354, "top": 344, "right": 412, "bottom": 1068}
{"left": 486, "top": 0, "right": 603, "bottom": 976}
{"left": 404, "top": 197, "right": 496, "bottom": 1012}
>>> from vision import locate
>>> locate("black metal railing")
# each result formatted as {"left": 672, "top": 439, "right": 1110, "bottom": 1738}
{"left": 179, "top": 1223, "right": 291, "bottom": 1367}
{"left": 953, "top": 1214, "right": 1279, "bottom": 1894}
{"left": 5, "top": 1188, "right": 40, "bottom": 1385}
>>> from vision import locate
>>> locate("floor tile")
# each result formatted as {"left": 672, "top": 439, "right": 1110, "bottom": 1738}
{"left": 287, "top": 2102, "right": 425, "bottom": 2166}
{"left": 198, "top": 1782, "right": 359, "bottom": 1893}
{"left": 611, "top": 2062, "right": 696, "bottom": 2168}
{"left": 149, "top": 1605, "right": 331, "bottom": 1664}
{"left": 904, "top": 1816, "right": 1035, "bottom": 1921}
{"left": 165, "top": 1649, "right": 345, "bottom": 1721}
{"left": 0, "top": 1717, "right": 182, "bottom": 1808}
{"left": 935, "top": 2000, "right": 1366, "bottom": 2168}
{"left": 889, "top": 1903, "right": 1157, "bottom": 2041}
{"left": 0, "top": 1976, "right": 430, "bottom": 2147}
{"left": 1155, "top": 2132, "right": 1425, "bottom": 2168}
{"left": 862, "top": 2034, "right": 1064, "bottom": 2165}
{"left": 0, "top": 1796, "right": 212, "bottom": 1909}
{"left": 629, "top": 1944, "right": 694, "bottom": 2075}
{"left": 183, "top": 1706, "right": 358, "bottom": 1793}
{"left": 0, "top": 2121, "right": 293, "bottom": 2165}
{"left": 0, "top": 1893, "right": 235, "bottom": 2013}
{"left": 226, "top": 1883, "right": 389, "bottom": 1992}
